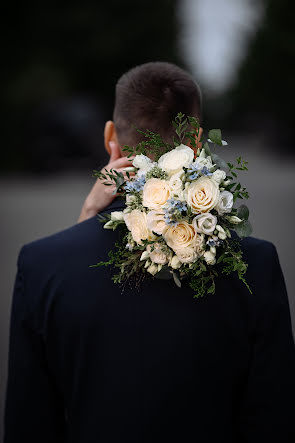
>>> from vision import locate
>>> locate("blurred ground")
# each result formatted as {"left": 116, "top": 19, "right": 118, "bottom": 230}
{"left": 0, "top": 136, "right": 294, "bottom": 440}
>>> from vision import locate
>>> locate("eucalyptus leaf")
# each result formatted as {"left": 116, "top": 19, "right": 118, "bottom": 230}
{"left": 208, "top": 129, "right": 222, "bottom": 146}
{"left": 237, "top": 204, "right": 250, "bottom": 221}
{"left": 234, "top": 220, "right": 253, "bottom": 238}
{"left": 203, "top": 142, "right": 211, "bottom": 156}
{"left": 211, "top": 153, "right": 228, "bottom": 171}
{"left": 172, "top": 272, "right": 182, "bottom": 288}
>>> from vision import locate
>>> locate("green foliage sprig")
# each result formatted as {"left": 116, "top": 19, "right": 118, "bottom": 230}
{"left": 93, "top": 167, "right": 127, "bottom": 194}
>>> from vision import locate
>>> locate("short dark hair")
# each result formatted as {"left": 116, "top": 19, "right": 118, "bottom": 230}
{"left": 113, "top": 62, "right": 202, "bottom": 146}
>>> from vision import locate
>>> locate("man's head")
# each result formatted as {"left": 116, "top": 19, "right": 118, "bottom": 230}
{"left": 104, "top": 62, "right": 202, "bottom": 152}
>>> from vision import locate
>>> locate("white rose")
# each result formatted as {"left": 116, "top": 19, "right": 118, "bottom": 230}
{"left": 169, "top": 170, "right": 184, "bottom": 197}
{"left": 211, "top": 169, "right": 226, "bottom": 185}
{"left": 175, "top": 247, "right": 198, "bottom": 264}
{"left": 158, "top": 144, "right": 194, "bottom": 176}
{"left": 163, "top": 221, "right": 197, "bottom": 252}
{"left": 123, "top": 209, "right": 155, "bottom": 245}
{"left": 146, "top": 209, "right": 166, "bottom": 235}
{"left": 147, "top": 243, "right": 170, "bottom": 265}
{"left": 110, "top": 211, "right": 124, "bottom": 221}
{"left": 142, "top": 178, "right": 171, "bottom": 209}
{"left": 186, "top": 176, "right": 220, "bottom": 214}
{"left": 204, "top": 250, "right": 216, "bottom": 265}
{"left": 215, "top": 191, "right": 233, "bottom": 215}
{"left": 193, "top": 213, "right": 217, "bottom": 235}
{"left": 133, "top": 154, "right": 154, "bottom": 171}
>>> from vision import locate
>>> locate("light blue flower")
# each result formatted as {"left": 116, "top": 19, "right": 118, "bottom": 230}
{"left": 124, "top": 174, "right": 146, "bottom": 192}
{"left": 200, "top": 166, "right": 213, "bottom": 176}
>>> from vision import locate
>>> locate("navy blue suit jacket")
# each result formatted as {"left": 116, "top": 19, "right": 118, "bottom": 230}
{"left": 4, "top": 199, "right": 295, "bottom": 442}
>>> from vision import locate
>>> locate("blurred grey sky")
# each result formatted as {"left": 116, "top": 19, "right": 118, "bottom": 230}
{"left": 179, "top": 0, "right": 264, "bottom": 93}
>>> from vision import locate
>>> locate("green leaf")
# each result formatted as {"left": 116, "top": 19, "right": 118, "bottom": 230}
{"left": 211, "top": 153, "right": 228, "bottom": 171}
{"left": 207, "top": 282, "right": 215, "bottom": 294}
{"left": 203, "top": 142, "right": 211, "bottom": 156}
{"left": 237, "top": 204, "right": 250, "bottom": 221}
{"left": 234, "top": 220, "right": 253, "bottom": 238}
{"left": 208, "top": 129, "right": 222, "bottom": 146}
{"left": 200, "top": 262, "right": 206, "bottom": 271}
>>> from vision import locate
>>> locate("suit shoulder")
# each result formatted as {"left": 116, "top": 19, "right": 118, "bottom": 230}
{"left": 18, "top": 216, "right": 102, "bottom": 272}
{"left": 239, "top": 235, "right": 277, "bottom": 262}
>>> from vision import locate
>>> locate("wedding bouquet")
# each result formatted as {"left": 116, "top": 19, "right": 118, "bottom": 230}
{"left": 93, "top": 113, "right": 252, "bottom": 298}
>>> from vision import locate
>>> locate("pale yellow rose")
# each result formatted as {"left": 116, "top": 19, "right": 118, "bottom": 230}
{"left": 146, "top": 209, "right": 166, "bottom": 235}
{"left": 186, "top": 176, "right": 220, "bottom": 214}
{"left": 163, "top": 221, "right": 196, "bottom": 252}
{"left": 142, "top": 178, "right": 171, "bottom": 209}
{"left": 123, "top": 210, "right": 155, "bottom": 244}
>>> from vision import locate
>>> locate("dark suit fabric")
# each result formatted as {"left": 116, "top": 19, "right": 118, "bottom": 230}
{"left": 4, "top": 199, "right": 295, "bottom": 442}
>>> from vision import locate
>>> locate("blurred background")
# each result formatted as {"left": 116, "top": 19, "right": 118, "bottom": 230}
{"left": 1, "top": 0, "right": 295, "bottom": 439}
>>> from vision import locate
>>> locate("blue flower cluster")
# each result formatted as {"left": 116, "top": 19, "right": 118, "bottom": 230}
{"left": 167, "top": 198, "right": 187, "bottom": 212}
{"left": 124, "top": 175, "right": 146, "bottom": 192}
{"left": 164, "top": 198, "right": 187, "bottom": 226}
{"left": 187, "top": 162, "right": 213, "bottom": 180}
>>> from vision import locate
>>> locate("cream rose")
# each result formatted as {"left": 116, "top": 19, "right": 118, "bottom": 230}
{"left": 186, "top": 176, "right": 220, "bottom": 214}
{"left": 147, "top": 243, "right": 170, "bottom": 265}
{"left": 123, "top": 210, "right": 154, "bottom": 244}
{"left": 158, "top": 144, "right": 194, "bottom": 176}
{"left": 163, "top": 221, "right": 196, "bottom": 252}
{"left": 146, "top": 209, "right": 166, "bottom": 235}
{"left": 142, "top": 178, "right": 171, "bottom": 209}
{"left": 193, "top": 213, "right": 217, "bottom": 235}
{"left": 215, "top": 191, "right": 233, "bottom": 215}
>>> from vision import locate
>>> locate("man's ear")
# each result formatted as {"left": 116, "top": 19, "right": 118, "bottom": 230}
{"left": 104, "top": 121, "right": 119, "bottom": 155}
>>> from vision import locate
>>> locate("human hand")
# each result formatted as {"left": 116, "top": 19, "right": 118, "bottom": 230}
{"left": 78, "top": 141, "right": 133, "bottom": 222}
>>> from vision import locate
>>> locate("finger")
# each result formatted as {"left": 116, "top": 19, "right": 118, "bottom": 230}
{"left": 115, "top": 168, "right": 135, "bottom": 179}
{"left": 109, "top": 141, "right": 121, "bottom": 163}
{"left": 108, "top": 156, "right": 134, "bottom": 169}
